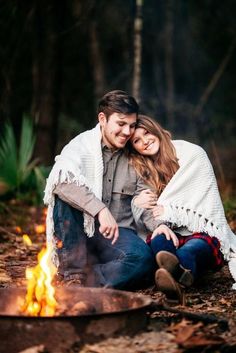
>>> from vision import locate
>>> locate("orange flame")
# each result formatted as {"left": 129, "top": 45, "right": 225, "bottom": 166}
{"left": 14, "top": 226, "right": 22, "bottom": 234}
{"left": 34, "top": 224, "right": 46, "bottom": 234}
{"left": 21, "top": 244, "right": 58, "bottom": 316}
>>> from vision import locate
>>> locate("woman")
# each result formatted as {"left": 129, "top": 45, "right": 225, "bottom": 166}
{"left": 128, "top": 115, "right": 236, "bottom": 304}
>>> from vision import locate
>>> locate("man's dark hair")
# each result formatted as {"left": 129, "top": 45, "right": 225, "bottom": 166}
{"left": 98, "top": 90, "right": 139, "bottom": 118}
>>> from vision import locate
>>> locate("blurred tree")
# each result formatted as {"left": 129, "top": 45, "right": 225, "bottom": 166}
{"left": 132, "top": 0, "right": 143, "bottom": 103}
{"left": 0, "top": 0, "right": 235, "bottom": 167}
{"left": 30, "top": 0, "right": 65, "bottom": 165}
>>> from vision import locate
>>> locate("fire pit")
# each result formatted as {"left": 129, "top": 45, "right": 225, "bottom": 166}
{"left": 0, "top": 286, "right": 153, "bottom": 353}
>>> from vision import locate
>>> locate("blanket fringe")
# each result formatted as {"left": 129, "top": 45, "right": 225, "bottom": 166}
{"left": 163, "top": 204, "right": 232, "bottom": 260}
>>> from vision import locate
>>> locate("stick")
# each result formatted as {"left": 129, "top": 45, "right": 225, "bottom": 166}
{"left": 151, "top": 301, "right": 228, "bottom": 329}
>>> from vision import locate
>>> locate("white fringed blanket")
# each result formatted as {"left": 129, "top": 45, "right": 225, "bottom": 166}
{"left": 44, "top": 123, "right": 103, "bottom": 259}
{"left": 134, "top": 140, "right": 236, "bottom": 289}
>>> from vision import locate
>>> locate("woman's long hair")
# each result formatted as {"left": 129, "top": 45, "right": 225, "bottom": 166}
{"left": 127, "top": 115, "right": 179, "bottom": 196}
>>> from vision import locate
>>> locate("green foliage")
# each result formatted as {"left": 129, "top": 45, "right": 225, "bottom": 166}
{"left": 223, "top": 197, "right": 236, "bottom": 220}
{"left": 0, "top": 116, "right": 48, "bottom": 204}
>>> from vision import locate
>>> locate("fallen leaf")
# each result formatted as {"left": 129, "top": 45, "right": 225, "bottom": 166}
{"left": 181, "top": 335, "right": 225, "bottom": 349}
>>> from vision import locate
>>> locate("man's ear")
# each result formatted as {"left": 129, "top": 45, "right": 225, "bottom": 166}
{"left": 98, "top": 112, "right": 107, "bottom": 126}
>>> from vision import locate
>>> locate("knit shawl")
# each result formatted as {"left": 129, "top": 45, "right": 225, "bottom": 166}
{"left": 43, "top": 123, "right": 103, "bottom": 262}
{"left": 135, "top": 140, "right": 236, "bottom": 289}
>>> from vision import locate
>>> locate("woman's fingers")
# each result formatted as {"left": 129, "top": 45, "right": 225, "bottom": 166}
{"left": 153, "top": 205, "right": 164, "bottom": 218}
{"left": 151, "top": 224, "right": 179, "bottom": 248}
{"left": 134, "top": 189, "right": 157, "bottom": 209}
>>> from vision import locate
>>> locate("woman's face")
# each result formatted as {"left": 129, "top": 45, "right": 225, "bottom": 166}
{"left": 131, "top": 127, "right": 160, "bottom": 156}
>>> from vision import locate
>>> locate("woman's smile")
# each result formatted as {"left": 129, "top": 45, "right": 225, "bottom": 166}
{"left": 131, "top": 128, "right": 160, "bottom": 156}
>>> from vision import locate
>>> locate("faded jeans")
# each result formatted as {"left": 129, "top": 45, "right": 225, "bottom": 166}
{"left": 53, "top": 196, "right": 155, "bottom": 289}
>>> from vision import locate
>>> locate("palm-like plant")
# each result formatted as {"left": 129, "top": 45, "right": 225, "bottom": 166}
{"left": 0, "top": 115, "right": 38, "bottom": 195}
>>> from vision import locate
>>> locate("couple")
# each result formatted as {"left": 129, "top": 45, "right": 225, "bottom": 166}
{"left": 44, "top": 90, "right": 236, "bottom": 303}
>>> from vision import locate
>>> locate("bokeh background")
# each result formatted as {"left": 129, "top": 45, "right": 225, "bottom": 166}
{"left": 0, "top": 0, "right": 235, "bottom": 202}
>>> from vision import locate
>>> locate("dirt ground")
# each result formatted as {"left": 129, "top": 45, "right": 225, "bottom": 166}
{"left": 0, "top": 200, "right": 236, "bottom": 353}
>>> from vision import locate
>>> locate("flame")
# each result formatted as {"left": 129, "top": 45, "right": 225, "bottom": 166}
{"left": 43, "top": 207, "right": 47, "bottom": 217}
{"left": 21, "top": 244, "right": 58, "bottom": 316}
{"left": 22, "top": 234, "right": 32, "bottom": 246}
{"left": 34, "top": 224, "right": 46, "bottom": 234}
{"left": 14, "top": 226, "right": 22, "bottom": 234}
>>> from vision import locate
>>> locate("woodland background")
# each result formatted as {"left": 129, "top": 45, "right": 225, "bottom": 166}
{"left": 0, "top": 0, "right": 235, "bottom": 201}
{"left": 0, "top": 2, "right": 236, "bottom": 351}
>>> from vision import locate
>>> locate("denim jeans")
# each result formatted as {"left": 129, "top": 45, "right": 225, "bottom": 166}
{"left": 150, "top": 234, "right": 216, "bottom": 280}
{"left": 53, "top": 196, "right": 155, "bottom": 289}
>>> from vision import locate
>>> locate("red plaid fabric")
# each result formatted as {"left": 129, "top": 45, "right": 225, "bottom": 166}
{"left": 146, "top": 232, "right": 224, "bottom": 269}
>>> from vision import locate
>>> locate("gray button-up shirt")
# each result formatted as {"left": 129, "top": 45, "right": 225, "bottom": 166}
{"left": 54, "top": 145, "right": 161, "bottom": 232}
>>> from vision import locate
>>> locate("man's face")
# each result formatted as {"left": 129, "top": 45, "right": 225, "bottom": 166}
{"left": 98, "top": 112, "right": 137, "bottom": 150}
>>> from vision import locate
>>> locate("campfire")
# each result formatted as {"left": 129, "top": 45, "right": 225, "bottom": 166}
{"left": 20, "top": 244, "right": 58, "bottom": 317}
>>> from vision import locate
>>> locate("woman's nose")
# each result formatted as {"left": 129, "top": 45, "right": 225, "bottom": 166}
{"left": 143, "top": 137, "right": 148, "bottom": 145}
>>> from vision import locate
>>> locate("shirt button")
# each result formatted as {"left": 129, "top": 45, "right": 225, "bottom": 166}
{"left": 108, "top": 179, "right": 111, "bottom": 182}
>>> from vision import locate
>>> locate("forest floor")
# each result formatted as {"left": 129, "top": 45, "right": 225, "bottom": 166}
{"left": 0, "top": 200, "right": 236, "bottom": 353}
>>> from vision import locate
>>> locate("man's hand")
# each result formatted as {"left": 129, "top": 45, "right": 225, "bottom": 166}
{"left": 98, "top": 207, "right": 119, "bottom": 244}
{"left": 151, "top": 224, "right": 179, "bottom": 248}
{"left": 133, "top": 189, "right": 157, "bottom": 209}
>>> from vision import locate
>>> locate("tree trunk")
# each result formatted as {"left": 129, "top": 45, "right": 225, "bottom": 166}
{"left": 132, "top": 0, "right": 143, "bottom": 103}
{"left": 31, "top": 1, "right": 62, "bottom": 165}
{"left": 193, "top": 37, "right": 236, "bottom": 121}
{"left": 89, "top": 20, "right": 106, "bottom": 101}
{"left": 164, "top": 0, "right": 175, "bottom": 130}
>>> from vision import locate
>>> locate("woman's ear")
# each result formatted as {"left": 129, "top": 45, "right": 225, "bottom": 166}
{"left": 98, "top": 112, "right": 107, "bottom": 126}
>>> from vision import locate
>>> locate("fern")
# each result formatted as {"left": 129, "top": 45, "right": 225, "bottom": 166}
{"left": 0, "top": 115, "right": 38, "bottom": 194}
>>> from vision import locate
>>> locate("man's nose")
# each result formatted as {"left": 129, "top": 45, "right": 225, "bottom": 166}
{"left": 122, "top": 125, "right": 131, "bottom": 136}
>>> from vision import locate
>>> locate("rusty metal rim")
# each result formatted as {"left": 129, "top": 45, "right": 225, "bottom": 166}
{"left": 0, "top": 287, "right": 153, "bottom": 319}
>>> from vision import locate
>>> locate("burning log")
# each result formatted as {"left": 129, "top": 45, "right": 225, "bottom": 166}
{"left": 57, "top": 300, "right": 97, "bottom": 316}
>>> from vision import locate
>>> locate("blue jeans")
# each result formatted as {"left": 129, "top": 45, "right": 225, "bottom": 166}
{"left": 53, "top": 197, "right": 155, "bottom": 289}
{"left": 150, "top": 234, "right": 216, "bottom": 280}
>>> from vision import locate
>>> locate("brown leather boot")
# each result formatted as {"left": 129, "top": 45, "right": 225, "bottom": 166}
{"left": 155, "top": 268, "right": 185, "bottom": 305}
{"left": 156, "top": 251, "right": 194, "bottom": 287}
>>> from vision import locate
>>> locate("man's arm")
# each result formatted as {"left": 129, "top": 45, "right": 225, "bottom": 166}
{"left": 54, "top": 183, "right": 119, "bottom": 244}
{"left": 54, "top": 182, "right": 105, "bottom": 217}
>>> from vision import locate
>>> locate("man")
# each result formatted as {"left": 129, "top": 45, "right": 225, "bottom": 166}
{"left": 44, "top": 90, "right": 159, "bottom": 289}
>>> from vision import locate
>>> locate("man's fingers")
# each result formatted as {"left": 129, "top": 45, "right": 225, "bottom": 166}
{"left": 99, "top": 225, "right": 106, "bottom": 234}
{"left": 111, "top": 228, "right": 119, "bottom": 245}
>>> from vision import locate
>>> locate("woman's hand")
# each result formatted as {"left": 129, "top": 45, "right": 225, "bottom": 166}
{"left": 151, "top": 224, "right": 179, "bottom": 248}
{"left": 133, "top": 189, "right": 157, "bottom": 209}
{"left": 152, "top": 204, "right": 164, "bottom": 218}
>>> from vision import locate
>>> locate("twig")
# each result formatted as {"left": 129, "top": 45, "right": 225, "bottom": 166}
{"left": 151, "top": 300, "right": 228, "bottom": 329}
{"left": 193, "top": 37, "right": 236, "bottom": 120}
{"left": 0, "top": 226, "right": 17, "bottom": 238}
